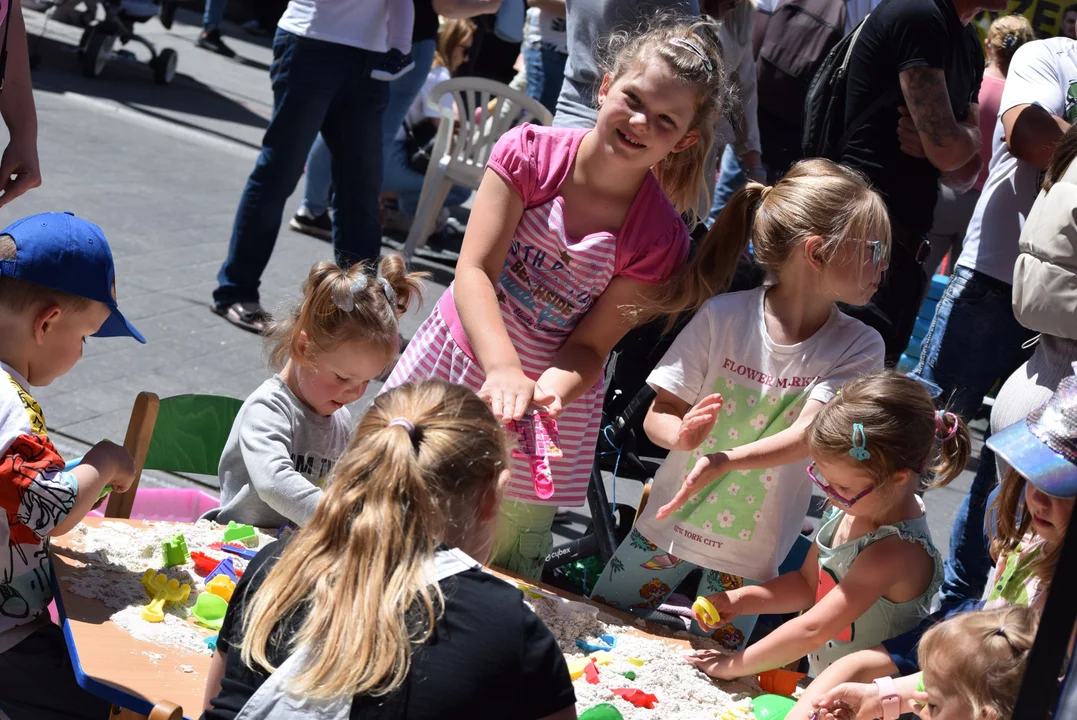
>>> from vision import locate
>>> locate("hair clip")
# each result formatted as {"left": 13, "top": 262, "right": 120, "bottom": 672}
{"left": 377, "top": 275, "right": 397, "bottom": 308}
{"left": 935, "top": 410, "right": 959, "bottom": 440}
{"left": 848, "top": 423, "right": 871, "bottom": 461}
{"left": 330, "top": 274, "right": 369, "bottom": 313}
{"left": 669, "top": 38, "right": 713, "bottom": 72}
{"left": 1001, "top": 33, "right": 1019, "bottom": 53}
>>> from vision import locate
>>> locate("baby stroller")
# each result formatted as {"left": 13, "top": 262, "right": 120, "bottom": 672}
{"left": 78, "top": 0, "right": 178, "bottom": 83}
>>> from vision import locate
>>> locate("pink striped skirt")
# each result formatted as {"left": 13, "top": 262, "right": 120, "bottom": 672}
{"left": 384, "top": 301, "right": 602, "bottom": 507}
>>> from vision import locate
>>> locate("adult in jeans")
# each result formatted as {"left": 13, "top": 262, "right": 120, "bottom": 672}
{"left": 913, "top": 37, "right": 1074, "bottom": 422}
{"left": 921, "top": 15, "right": 1033, "bottom": 281}
{"left": 290, "top": 0, "right": 500, "bottom": 241}
{"left": 523, "top": 1, "right": 568, "bottom": 114}
{"left": 705, "top": 0, "right": 766, "bottom": 222}
{"left": 197, "top": 0, "right": 236, "bottom": 58}
{"left": 937, "top": 123, "right": 1077, "bottom": 610}
{"left": 835, "top": 0, "right": 1005, "bottom": 365}
{"left": 211, "top": 0, "right": 398, "bottom": 334}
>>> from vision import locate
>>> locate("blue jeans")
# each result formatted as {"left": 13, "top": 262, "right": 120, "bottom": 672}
{"left": 708, "top": 145, "right": 748, "bottom": 225}
{"left": 383, "top": 140, "right": 472, "bottom": 216}
{"left": 937, "top": 446, "right": 1000, "bottom": 614}
{"left": 913, "top": 266, "right": 1035, "bottom": 421}
{"left": 523, "top": 45, "right": 567, "bottom": 115}
{"left": 214, "top": 30, "right": 387, "bottom": 306}
{"left": 303, "top": 38, "right": 437, "bottom": 217}
{"left": 203, "top": 0, "right": 225, "bottom": 29}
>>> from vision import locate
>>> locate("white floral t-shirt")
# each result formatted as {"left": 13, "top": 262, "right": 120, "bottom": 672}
{"left": 634, "top": 287, "right": 884, "bottom": 581}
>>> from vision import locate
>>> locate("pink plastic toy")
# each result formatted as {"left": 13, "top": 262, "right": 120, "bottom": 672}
{"left": 506, "top": 411, "right": 562, "bottom": 499}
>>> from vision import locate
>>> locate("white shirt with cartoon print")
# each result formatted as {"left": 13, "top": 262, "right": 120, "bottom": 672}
{"left": 635, "top": 287, "right": 884, "bottom": 581}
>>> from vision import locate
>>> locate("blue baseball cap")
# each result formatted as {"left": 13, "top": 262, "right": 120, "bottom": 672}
{"left": 0, "top": 212, "right": 145, "bottom": 343}
{"left": 987, "top": 364, "right": 1077, "bottom": 499}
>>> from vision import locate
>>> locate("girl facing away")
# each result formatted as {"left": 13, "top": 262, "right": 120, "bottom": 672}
{"left": 687, "top": 372, "right": 969, "bottom": 679}
{"left": 588, "top": 159, "right": 890, "bottom": 650}
{"left": 206, "top": 257, "right": 423, "bottom": 529}
{"left": 201, "top": 381, "right": 577, "bottom": 720}
{"left": 789, "top": 365, "right": 1077, "bottom": 720}
{"left": 383, "top": 13, "right": 746, "bottom": 578}
{"left": 809, "top": 605, "right": 1039, "bottom": 720}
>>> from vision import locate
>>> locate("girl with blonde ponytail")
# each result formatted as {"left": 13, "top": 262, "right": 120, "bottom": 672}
{"left": 202, "top": 381, "right": 577, "bottom": 720}
{"left": 205, "top": 255, "right": 424, "bottom": 529}
{"left": 383, "top": 12, "right": 735, "bottom": 579}
{"left": 591, "top": 159, "right": 892, "bottom": 651}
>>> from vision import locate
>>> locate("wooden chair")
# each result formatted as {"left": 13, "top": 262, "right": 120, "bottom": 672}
{"left": 105, "top": 392, "right": 242, "bottom": 519}
{"left": 402, "top": 77, "right": 553, "bottom": 256}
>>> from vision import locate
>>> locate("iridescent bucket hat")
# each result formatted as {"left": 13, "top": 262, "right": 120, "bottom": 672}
{"left": 987, "top": 363, "right": 1077, "bottom": 498}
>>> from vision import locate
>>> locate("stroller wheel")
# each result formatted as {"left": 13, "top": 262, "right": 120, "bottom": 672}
{"left": 80, "top": 28, "right": 116, "bottom": 78}
{"left": 151, "top": 48, "right": 178, "bottom": 85}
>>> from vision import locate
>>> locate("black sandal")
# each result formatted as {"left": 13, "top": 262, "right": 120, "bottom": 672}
{"left": 212, "top": 301, "right": 270, "bottom": 335}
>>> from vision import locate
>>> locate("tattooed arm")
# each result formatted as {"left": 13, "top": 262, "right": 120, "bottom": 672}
{"left": 898, "top": 66, "right": 980, "bottom": 172}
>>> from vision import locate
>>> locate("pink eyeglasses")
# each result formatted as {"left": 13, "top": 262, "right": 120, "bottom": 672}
{"left": 806, "top": 461, "right": 875, "bottom": 507}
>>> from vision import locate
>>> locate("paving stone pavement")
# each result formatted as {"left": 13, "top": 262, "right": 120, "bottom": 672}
{"left": 15, "top": 5, "right": 976, "bottom": 559}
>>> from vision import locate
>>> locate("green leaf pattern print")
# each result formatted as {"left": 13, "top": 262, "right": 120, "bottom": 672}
{"left": 674, "top": 376, "right": 806, "bottom": 540}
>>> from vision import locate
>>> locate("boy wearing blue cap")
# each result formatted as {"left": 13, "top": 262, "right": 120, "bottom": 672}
{"left": 0, "top": 213, "right": 145, "bottom": 720}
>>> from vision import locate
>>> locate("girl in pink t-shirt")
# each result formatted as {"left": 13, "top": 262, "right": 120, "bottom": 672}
{"left": 385, "top": 16, "right": 745, "bottom": 578}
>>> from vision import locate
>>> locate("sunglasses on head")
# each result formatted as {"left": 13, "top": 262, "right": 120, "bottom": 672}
{"left": 806, "top": 461, "right": 875, "bottom": 507}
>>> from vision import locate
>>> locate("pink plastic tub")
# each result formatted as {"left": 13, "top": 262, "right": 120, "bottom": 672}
{"left": 89, "top": 487, "right": 220, "bottom": 522}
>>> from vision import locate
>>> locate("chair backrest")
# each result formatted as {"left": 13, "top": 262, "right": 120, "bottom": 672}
{"left": 430, "top": 77, "right": 554, "bottom": 186}
{"left": 144, "top": 394, "right": 244, "bottom": 475}
{"left": 105, "top": 392, "right": 242, "bottom": 518}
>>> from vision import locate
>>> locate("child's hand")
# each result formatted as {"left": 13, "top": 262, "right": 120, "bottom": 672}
{"left": 691, "top": 591, "right": 738, "bottom": 632}
{"left": 479, "top": 366, "right": 537, "bottom": 422}
{"left": 86, "top": 441, "right": 136, "bottom": 493}
{"left": 655, "top": 451, "right": 731, "bottom": 520}
{"left": 685, "top": 648, "right": 744, "bottom": 680}
{"left": 672, "top": 393, "right": 723, "bottom": 451}
{"left": 908, "top": 691, "right": 929, "bottom": 718}
{"left": 812, "top": 682, "right": 882, "bottom": 720}
{"left": 533, "top": 384, "right": 563, "bottom": 419}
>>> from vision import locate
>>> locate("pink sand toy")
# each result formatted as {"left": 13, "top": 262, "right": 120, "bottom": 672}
{"left": 506, "top": 411, "right": 562, "bottom": 500}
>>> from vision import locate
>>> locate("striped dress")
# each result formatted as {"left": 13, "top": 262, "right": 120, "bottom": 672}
{"left": 385, "top": 124, "right": 689, "bottom": 506}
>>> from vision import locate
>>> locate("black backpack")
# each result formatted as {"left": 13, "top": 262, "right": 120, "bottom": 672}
{"left": 755, "top": 0, "right": 846, "bottom": 123}
{"left": 801, "top": 15, "right": 899, "bottom": 160}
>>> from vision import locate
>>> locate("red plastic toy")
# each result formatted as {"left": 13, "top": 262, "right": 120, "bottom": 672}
{"left": 190, "top": 551, "right": 218, "bottom": 577}
{"left": 583, "top": 658, "right": 600, "bottom": 685}
{"left": 612, "top": 689, "right": 658, "bottom": 709}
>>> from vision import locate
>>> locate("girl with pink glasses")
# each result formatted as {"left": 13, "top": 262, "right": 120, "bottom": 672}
{"left": 687, "top": 371, "right": 970, "bottom": 681}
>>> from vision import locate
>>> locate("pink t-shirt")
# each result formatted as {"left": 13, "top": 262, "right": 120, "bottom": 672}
{"left": 975, "top": 74, "right": 1006, "bottom": 192}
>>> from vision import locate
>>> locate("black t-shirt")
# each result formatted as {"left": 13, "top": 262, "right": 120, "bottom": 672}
{"left": 413, "top": 0, "right": 439, "bottom": 44}
{"left": 202, "top": 541, "right": 575, "bottom": 720}
{"left": 840, "top": 0, "right": 984, "bottom": 236}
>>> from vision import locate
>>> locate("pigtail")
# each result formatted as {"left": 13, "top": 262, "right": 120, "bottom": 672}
{"left": 927, "top": 410, "right": 972, "bottom": 487}
{"left": 375, "top": 254, "right": 425, "bottom": 319}
{"left": 636, "top": 183, "right": 761, "bottom": 331}
{"left": 264, "top": 259, "right": 427, "bottom": 371}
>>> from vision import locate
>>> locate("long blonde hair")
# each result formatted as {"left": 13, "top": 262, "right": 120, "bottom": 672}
{"left": 918, "top": 605, "right": 1039, "bottom": 720}
{"left": 265, "top": 255, "right": 425, "bottom": 371}
{"left": 433, "top": 18, "right": 475, "bottom": 70}
{"left": 808, "top": 372, "right": 972, "bottom": 494}
{"left": 641, "top": 158, "right": 892, "bottom": 330}
{"left": 597, "top": 13, "right": 728, "bottom": 220}
{"left": 239, "top": 381, "right": 509, "bottom": 697}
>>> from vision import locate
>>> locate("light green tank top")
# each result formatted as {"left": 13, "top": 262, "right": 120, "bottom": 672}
{"left": 808, "top": 504, "right": 942, "bottom": 675}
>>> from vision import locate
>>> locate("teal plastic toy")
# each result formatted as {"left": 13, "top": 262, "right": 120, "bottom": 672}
{"left": 752, "top": 694, "right": 796, "bottom": 720}
{"left": 223, "top": 521, "right": 257, "bottom": 547}
{"left": 160, "top": 533, "right": 190, "bottom": 568}
{"left": 579, "top": 703, "right": 624, "bottom": 720}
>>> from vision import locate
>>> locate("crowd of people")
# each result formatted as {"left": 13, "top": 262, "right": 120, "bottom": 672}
{"left": 1, "top": 0, "right": 1077, "bottom": 718}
